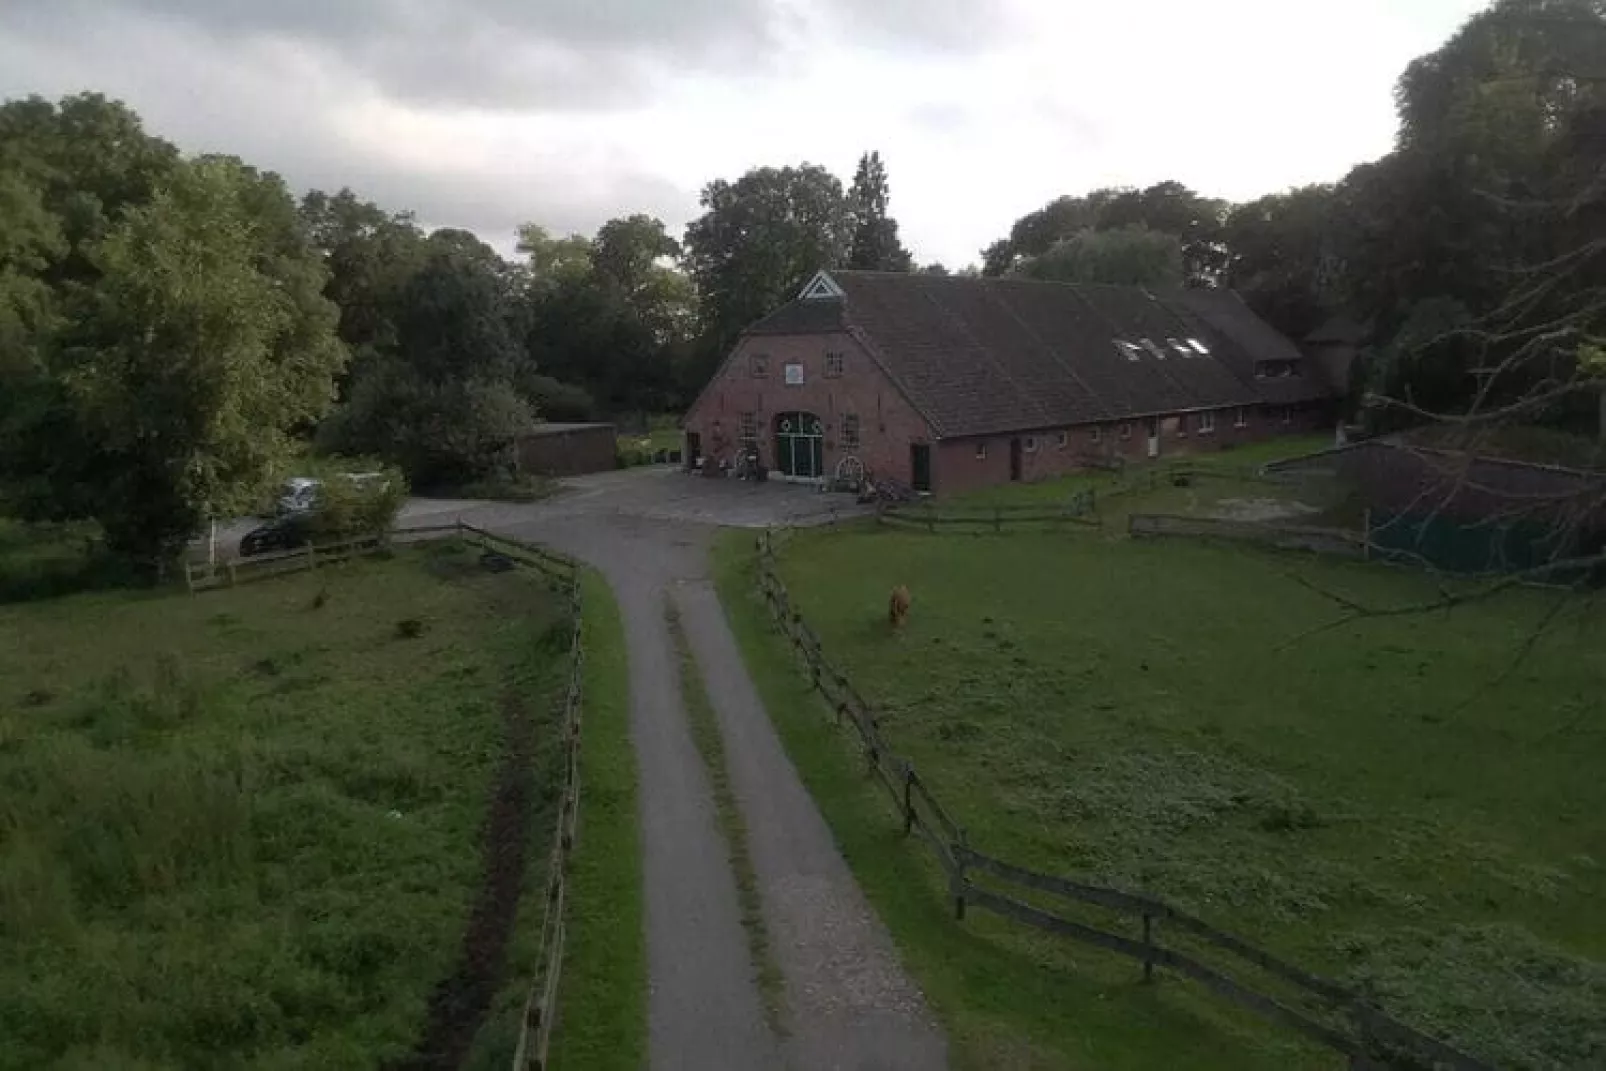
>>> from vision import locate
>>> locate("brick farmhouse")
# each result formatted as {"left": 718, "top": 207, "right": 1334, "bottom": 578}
{"left": 682, "top": 270, "right": 1339, "bottom": 495}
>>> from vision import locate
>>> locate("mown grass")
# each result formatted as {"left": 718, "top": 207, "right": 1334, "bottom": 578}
{"left": 715, "top": 527, "right": 1605, "bottom": 1069}
{"left": 714, "top": 533, "right": 1322, "bottom": 1070}
{"left": 547, "top": 570, "right": 647, "bottom": 1071}
{"left": 0, "top": 542, "right": 569, "bottom": 1069}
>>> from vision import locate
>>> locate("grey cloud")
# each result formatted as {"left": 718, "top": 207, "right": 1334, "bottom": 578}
{"left": 0, "top": 12, "right": 698, "bottom": 247}
{"left": 6, "top": 0, "right": 1007, "bottom": 111}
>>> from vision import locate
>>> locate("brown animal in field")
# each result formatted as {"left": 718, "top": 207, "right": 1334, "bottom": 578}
{"left": 888, "top": 585, "right": 911, "bottom": 629}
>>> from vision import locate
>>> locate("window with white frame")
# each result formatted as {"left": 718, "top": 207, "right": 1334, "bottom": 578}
{"left": 1187, "top": 338, "right": 1210, "bottom": 355}
{"left": 1198, "top": 410, "right": 1216, "bottom": 434}
{"left": 750, "top": 354, "right": 769, "bottom": 378}
{"left": 739, "top": 412, "right": 757, "bottom": 444}
{"left": 841, "top": 413, "right": 861, "bottom": 450}
{"left": 1281, "top": 405, "right": 1293, "bottom": 425}
{"left": 1091, "top": 425, "right": 1102, "bottom": 444}
{"left": 783, "top": 362, "right": 804, "bottom": 385}
{"left": 825, "top": 352, "right": 845, "bottom": 378}
{"left": 1025, "top": 436, "right": 1038, "bottom": 453}
{"left": 1235, "top": 407, "right": 1248, "bottom": 428}
{"left": 1057, "top": 431, "right": 1070, "bottom": 449}
{"left": 975, "top": 442, "right": 987, "bottom": 460}
{"left": 1119, "top": 422, "right": 1132, "bottom": 440}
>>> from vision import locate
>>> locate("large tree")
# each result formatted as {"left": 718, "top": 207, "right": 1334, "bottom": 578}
{"left": 983, "top": 182, "right": 1225, "bottom": 285}
{"left": 32, "top": 156, "right": 344, "bottom": 562}
{"left": 682, "top": 164, "right": 850, "bottom": 364}
{"left": 299, "top": 188, "right": 427, "bottom": 379}
{"left": 1223, "top": 185, "right": 1344, "bottom": 340}
{"left": 1016, "top": 226, "right": 1185, "bottom": 288}
{"left": 846, "top": 151, "right": 914, "bottom": 272}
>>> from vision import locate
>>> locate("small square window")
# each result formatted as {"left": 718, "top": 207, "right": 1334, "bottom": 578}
{"left": 750, "top": 354, "right": 769, "bottom": 378}
{"left": 825, "top": 352, "right": 845, "bottom": 378}
{"left": 1057, "top": 431, "right": 1069, "bottom": 449}
{"left": 1198, "top": 411, "right": 1216, "bottom": 434}
{"left": 975, "top": 442, "right": 987, "bottom": 460}
{"left": 841, "top": 413, "right": 861, "bottom": 450}
{"left": 783, "top": 362, "right": 804, "bottom": 386}
{"left": 1090, "top": 425, "right": 1102, "bottom": 444}
{"left": 1119, "top": 422, "right": 1132, "bottom": 440}
{"left": 1024, "top": 436, "right": 1038, "bottom": 453}
{"left": 1235, "top": 407, "right": 1248, "bottom": 428}
{"left": 739, "top": 412, "right": 757, "bottom": 443}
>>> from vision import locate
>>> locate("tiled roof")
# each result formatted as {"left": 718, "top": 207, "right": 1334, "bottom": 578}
{"left": 750, "top": 271, "right": 1333, "bottom": 439}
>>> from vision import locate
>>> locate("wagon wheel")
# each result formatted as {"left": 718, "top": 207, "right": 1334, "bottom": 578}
{"left": 835, "top": 455, "right": 866, "bottom": 491}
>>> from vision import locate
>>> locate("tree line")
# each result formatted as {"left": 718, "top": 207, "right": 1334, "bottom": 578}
{"left": 0, "top": 0, "right": 1599, "bottom": 569}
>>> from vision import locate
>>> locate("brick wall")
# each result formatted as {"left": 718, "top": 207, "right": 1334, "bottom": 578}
{"left": 934, "top": 404, "right": 1331, "bottom": 495}
{"left": 682, "top": 332, "right": 934, "bottom": 485}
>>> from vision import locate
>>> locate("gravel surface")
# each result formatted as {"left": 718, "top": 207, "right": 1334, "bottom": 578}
{"left": 459, "top": 469, "right": 945, "bottom": 1070}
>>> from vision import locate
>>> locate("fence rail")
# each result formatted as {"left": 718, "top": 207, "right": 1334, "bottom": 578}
{"left": 879, "top": 490, "right": 1098, "bottom": 532}
{"left": 1129, "top": 514, "right": 1367, "bottom": 558}
{"left": 455, "top": 524, "right": 585, "bottom": 1071}
{"left": 753, "top": 528, "right": 1489, "bottom": 1070}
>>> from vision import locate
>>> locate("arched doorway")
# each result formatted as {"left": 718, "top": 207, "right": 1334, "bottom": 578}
{"left": 774, "top": 411, "right": 824, "bottom": 479}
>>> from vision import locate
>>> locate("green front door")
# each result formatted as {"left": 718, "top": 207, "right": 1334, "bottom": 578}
{"left": 774, "top": 412, "right": 825, "bottom": 479}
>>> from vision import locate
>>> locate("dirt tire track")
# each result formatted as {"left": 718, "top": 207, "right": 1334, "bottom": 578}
{"left": 388, "top": 686, "right": 534, "bottom": 1071}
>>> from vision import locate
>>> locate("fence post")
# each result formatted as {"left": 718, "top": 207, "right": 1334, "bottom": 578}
{"left": 902, "top": 763, "right": 915, "bottom": 836}
{"left": 1142, "top": 913, "right": 1155, "bottom": 983}
{"left": 952, "top": 829, "right": 968, "bottom": 920}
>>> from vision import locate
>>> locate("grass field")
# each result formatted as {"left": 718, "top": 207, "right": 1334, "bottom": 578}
{"left": 949, "top": 433, "right": 1334, "bottom": 509}
{"left": 716, "top": 526, "right": 1605, "bottom": 1069}
{"left": 0, "top": 542, "right": 571, "bottom": 1069}
{"left": 547, "top": 571, "right": 647, "bottom": 1071}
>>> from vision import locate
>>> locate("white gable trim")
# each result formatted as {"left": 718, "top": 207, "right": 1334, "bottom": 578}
{"left": 798, "top": 271, "right": 844, "bottom": 301}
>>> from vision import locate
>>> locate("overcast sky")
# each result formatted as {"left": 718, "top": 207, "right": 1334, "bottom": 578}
{"left": 2, "top": 0, "right": 1488, "bottom": 267}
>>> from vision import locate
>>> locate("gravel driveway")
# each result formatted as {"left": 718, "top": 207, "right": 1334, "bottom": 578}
{"left": 451, "top": 469, "right": 946, "bottom": 1070}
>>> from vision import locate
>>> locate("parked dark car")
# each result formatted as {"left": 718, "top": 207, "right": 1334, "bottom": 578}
{"left": 239, "top": 513, "right": 314, "bottom": 557}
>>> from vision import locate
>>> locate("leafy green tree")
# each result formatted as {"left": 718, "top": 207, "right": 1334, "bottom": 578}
{"left": 1223, "top": 185, "right": 1343, "bottom": 339}
{"left": 984, "top": 182, "right": 1223, "bottom": 284}
{"left": 54, "top": 156, "right": 345, "bottom": 563}
{"left": 846, "top": 151, "right": 914, "bottom": 272}
{"left": 1016, "top": 226, "right": 1185, "bottom": 288}
{"left": 299, "top": 188, "right": 427, "bottom": 377}
{"left": 683, "top": 164, "right": 849, "bottom": 363}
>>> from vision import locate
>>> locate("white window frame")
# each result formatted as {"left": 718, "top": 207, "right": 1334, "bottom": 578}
{"left": 1187, "top": 338, "right": 1210, "bottom": 355}
{"left": 1090, "top": 425, "right": 1102, "bottom": 444}
{"left": 1024, "top": 436, "right": 1038, "bottom": 453}
{"left": 975, "top": 442, "right": 988, "bottom": 460}
{"left": 841, "top": 413, "right": 861, "bottom": 450}
{"left": 1198, "top": 410, "right": 1216, "bottom": 434}
{"left": 825, "top": 352, "right": 845, "bottom": 378}
{"left": 1119, "top": 422, "right": 1132, "bottom": 440}
{"left": 739, "top": 412, "right": 757, "bottom": 444}
{"left": 1235, "top": 407, "right": 1248, "bottom": 428}
{"left": 1057, "top": 431, "right": 1070, "bottom": 449}
{"left": 1281, "top": 405, "right": 1293, "bottom": 426}
{"left": 783, "top": 362, "right": 804, "bottom": 386}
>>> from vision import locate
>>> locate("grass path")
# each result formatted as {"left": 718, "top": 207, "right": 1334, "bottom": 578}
{"left": 546, "top": 571, "right": 647, "bottom": 1071}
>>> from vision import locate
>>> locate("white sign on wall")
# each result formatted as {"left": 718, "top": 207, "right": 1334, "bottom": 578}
{"left": 784, "top": 362, "right": 805, "bottom": 385}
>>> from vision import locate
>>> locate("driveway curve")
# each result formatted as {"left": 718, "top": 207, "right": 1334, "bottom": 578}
{"left": 442, "top": 470, "right": 945, "bottom": 1070}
